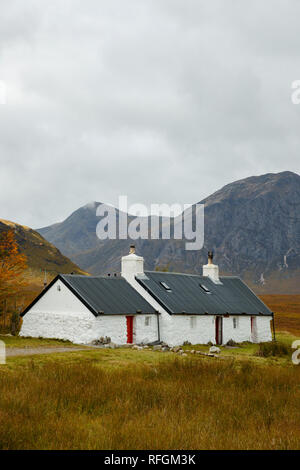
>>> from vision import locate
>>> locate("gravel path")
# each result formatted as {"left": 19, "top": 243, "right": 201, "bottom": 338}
{"left": 6, "top": 346, "right": 95, "bottom": 357}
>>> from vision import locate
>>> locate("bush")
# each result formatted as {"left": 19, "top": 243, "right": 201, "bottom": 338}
{"left": 226, "top": 339, "right": 237, "bottom": 346}
{"left": 10, "top": 311, "right": 22, "bottom": 336}
{"left": 257, "top": 341, "right": 290, "bottom": 358}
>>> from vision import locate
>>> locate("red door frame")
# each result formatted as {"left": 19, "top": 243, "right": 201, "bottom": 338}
{"left": 215, "top": 316, "right": 223, "bottom": 345}
{"left": 126, "top": 316, "right": 134, "bottom": 344}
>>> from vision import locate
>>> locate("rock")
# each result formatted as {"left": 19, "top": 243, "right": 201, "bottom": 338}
{"left": 182, "top": 353, "right": 188, "bottom": 357}
{"left": 209, "top": 346, "right": 221, "bottom": 354}
{"left": 108, "top": 342, "right": 117, "bottom": 349}
{"left": 171, "top": 346, "right": 181, "bottom": 353}
{"left": 143, "top": 345, "right": 150, "bottom": 349}
{"left": 190, "top": 350, "right": 195, "bottom": 354}
{"left": 153, "top": 345, "right": 162, "bottom": 351}
{"left": 162, "top": 347, "right": 170, "bottom": 352}
{"left": 132, "top": 345, "right": 139, "bottom": 350}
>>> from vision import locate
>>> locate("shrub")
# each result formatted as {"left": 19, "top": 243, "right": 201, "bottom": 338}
{"left": 10, "top": 311, "right": 22, "bottom": 336}
{"left": 226, "top": 339, "right": 237, "bottom": 346}
{"left": 257, "top": 341, "right": 290, "bottom": 358}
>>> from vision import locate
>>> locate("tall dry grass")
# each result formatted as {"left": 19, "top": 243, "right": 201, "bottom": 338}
{"left": 261, "top": 295, "right": 300, "bottom": 336}
{"left": 0, "top": 358, "right": 299, "bottom": 450}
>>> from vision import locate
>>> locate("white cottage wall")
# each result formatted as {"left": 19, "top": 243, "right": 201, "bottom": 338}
{"left": 159, "top": 315, "right": 273, "bottom": 346}
{"left": 161, "top": 316, "right": 214, "bottom": 346}
{"left": 20, "top": 280, "right": 159, "bottom": 344}
{"left": 255, "top": 316, "right": 273, "bottom": 342}
{"left": 222, "top": 316, "right": 252, "bottom": 344}
{"left": 20, "top": 280, "right": 96, "bottom": 343}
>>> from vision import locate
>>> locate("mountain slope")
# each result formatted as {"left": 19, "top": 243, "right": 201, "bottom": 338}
{"left": 0, "top": 219, "right": 86, "bottom": 276}
{"left": 37, "top": 171, "right": 300, "bottom": 293}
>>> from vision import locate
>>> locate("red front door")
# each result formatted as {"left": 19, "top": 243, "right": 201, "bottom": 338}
{"left": 126, "top": 316, "right": 134, "bottom": 344}
{"left": 215, "top": 316, "right": 223, "bottom": 345}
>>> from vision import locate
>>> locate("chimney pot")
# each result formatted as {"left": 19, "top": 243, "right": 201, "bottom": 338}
{"left": 203, "top": 251, "right": 220, "bottom": 283}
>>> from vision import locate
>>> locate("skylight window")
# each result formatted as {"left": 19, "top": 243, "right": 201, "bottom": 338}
{"left": 199, "top": 284, "right": 211, "bottom": 294}
{"left": 160, "top": 281, "right": 172, "bottom": 292}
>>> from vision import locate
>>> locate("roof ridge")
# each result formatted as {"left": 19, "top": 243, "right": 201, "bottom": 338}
{"left": 144, "top": 270, "right": 240, "bottom": 280}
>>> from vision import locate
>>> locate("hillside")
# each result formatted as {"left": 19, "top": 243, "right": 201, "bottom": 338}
{"left": 37, "top": 171, "right": 300, "bottom": 294}
{"left": 0, "top": 219, "right": 86, "bottom": 277}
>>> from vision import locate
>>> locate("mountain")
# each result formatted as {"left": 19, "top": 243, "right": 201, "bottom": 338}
{"left": 0, "top": 219, "right": 86, "bottom": 276}
{"left": 37, "top": 171, "right": 300, "bottom": 294}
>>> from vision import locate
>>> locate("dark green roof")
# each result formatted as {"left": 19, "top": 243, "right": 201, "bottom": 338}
{"left": 60, "top": 275, "right": 157, "bottom": 315}
{"left": 136, "top": 272, "right": 272, "bottom": 316}
{"left": 22, "top": 274, "right": 157, "bottom": 317}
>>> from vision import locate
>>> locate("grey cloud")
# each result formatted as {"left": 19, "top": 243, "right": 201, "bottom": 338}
{"left": 0, "top": 0, "right": 300, "bottom": 228}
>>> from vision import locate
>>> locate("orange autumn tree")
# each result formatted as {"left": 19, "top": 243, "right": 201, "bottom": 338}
{"left": 0, "top": 229, "right": 28, "bottom": 300}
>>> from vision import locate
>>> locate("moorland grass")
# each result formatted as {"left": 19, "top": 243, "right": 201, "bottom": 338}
{"left": 0, "top": 355, "right": 299, "bottom": 450}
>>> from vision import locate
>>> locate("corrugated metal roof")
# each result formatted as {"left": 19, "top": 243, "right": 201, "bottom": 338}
{"left": 61, "top": 275, "right": 156, "bottom": 315}
{"left": 135, "top": 272, "right": 272, "bottom": 316}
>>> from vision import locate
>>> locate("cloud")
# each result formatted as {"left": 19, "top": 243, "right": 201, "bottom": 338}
{"left": 0, "top": 0, "right": 299, "bottom": 228}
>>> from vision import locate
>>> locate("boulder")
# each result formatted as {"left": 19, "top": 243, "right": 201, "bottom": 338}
{"left": 153, "top": 345, "right": 162, "bottom": 351}
{"left": 209, "top": 346, "right": 221, "bottom": 354}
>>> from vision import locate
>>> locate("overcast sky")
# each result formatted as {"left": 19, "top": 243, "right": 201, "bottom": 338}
{"left": 1, "top": 0, "right": 300, "bottom": 228}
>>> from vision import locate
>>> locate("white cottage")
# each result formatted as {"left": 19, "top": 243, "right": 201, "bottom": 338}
{"left": 20, "top": 248, "right": 274, "bottom": 345}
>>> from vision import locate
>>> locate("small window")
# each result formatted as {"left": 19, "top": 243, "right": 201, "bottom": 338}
{"left": 57, "top": 284, "right": 61, "bottom": 292}
{"left": 233, "top": 318, "right": 239, "bottom": 329}
{"left": 199, "top": 284, "right": 211, "bottom": 294}
{"left": 190, "top": 316, "right": 197, "bottom": 329}
{"left": 160, "top": 281, "right": 172, "bottom": 292}
{"left": 145, "top": 316, "right": 151, "bottom": 327}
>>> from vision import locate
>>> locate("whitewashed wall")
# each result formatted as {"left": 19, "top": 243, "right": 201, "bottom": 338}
{"left": 20, "top": 279, "right": 95, "bottom": 343}
{"left": 255, "top": 316, "right": 273, "bottom": 342}
{"left": 223, "top": 316, "right": 252, "bottom": 344}
{"left": 223, "top": 315, "right": 272, "bottom": 344}
{"left": 158, "top": 314, "right": 273, "bottom": 346}
{"left": 162, "top": 316, "right": 215, "bottom": 346}
{"left": 20, "top": 279, "right": 159, "bottom": 344}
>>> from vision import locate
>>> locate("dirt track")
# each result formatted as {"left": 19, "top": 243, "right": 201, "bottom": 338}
{"left": 6, "top": 346, "right": 94, "bottom": 357}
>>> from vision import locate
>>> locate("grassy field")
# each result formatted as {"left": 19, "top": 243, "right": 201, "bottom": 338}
{"left": 0, "top": 293, "right": 299, "bottom": 450}
{"left": 261, "top": 295, "right": 300, "bottom": 336}
{"left": 0, "top": 333, "right": 299, "bottom": 450}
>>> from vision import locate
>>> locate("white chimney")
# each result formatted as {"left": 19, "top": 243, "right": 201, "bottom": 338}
{"left": 121, "top": 245, "right": 144, "bottom": 281}
{"left": 203, "top": 251, "right": 221, "bottom": 283}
